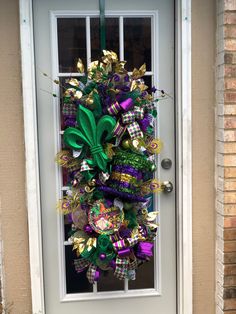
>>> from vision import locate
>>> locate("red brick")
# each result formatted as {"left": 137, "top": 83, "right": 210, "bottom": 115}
{"left": 225, "top": 25, "right": 236, "bottom": 38}
{"left": 224, "top": 117, "right": 236, "bottom": 128}
{"left": 225, "top": 52, "right": 234, "bottom": 64}
{"left": 225, "top": 92, "right": 236, "bottom": 102}
{"left": 224, "top": 275, "right": 236, "bottom": 286}
{"left": 224, "top": 143, "right": 236, "bottom": 154}
{"left": 225, "top": 298, "right": 236, "bottom": 310}
{"left": 225, "top": 241, "right": 236, "bottom": 252}
{"left": 224, "top": 264, "right": 236, "bottom": 276}
{"left": 224, "top": 179, "right": 236, "bottom": 190}
{"left": 224, "top": 204, "right": 236, "bottom": 215}
{"left": 225, "top": 105, "right": 236, "bottom": 115}
{"left": 225, "top": 0, "right": 236, "bottom": 11}
{"left": 224, "top": 229, "right": 236, "bottom": 240}
{"left": 225, "top": 12, "right": 236, "bottom": 25}
{"left": 225, "top": 52, "right": 236, "bottom": 65}
{"left": 222, "top": 130, "right": 236, "bottom": 141}
{"left": 225, "top": 65, "right": 236, "bottom": 77}
{"left": 225, "top": 39, "right": 236, "bottom": 51}
{"left": 225, "top": 78, "right": 236, "bottom": 90}
{"left": 224, "top": 287, "right": 236, "bottom": 299}
{"left": 225, "top": 168, "right": 236, "bottom": 178}
{"left": 225, "top": 252, "right": 236, "bottom": 264}
{"left": 225, "top": 217, "right": 236, "bottom": 228}
{"left": 224, "top": 155, "right": 236, "bottom": 167}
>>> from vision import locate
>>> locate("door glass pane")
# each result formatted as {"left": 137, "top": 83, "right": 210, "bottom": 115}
{"left": 57, "top": 15, "right": 156, "bottom": 296}
{"left": 90, "top": 18, "right": 119, "bottom": 61}
{"left": 97, "top": 272, "right": 124, "bottom": 292}
{"left": 124, "top": 18, "right": 152, "bottom": 71}
{"left": 65, "top": 246, "right": 93, "bottom": 293}
{"left": 143, "top": 76, "right": 153, "bottom": 94}
{"left": 128, "top": 257, "right": 155, "bottom": 290}
{"left": 57, "top": 18, "right": 87, "bottom": 72}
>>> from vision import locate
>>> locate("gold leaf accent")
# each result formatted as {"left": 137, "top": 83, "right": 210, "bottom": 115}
{"left": 77, "top": 58, "right": 85, "bottom": 73}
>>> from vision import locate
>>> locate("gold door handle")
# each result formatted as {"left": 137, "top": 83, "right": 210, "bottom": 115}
{"left": 161, "top": 181, "right": 173, "bottom": 193}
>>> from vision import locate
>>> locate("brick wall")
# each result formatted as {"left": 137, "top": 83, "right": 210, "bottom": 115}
{"left": 217, "top": 1, "right": 236, "bottom": 313}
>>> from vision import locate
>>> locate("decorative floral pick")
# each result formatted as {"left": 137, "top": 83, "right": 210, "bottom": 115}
{"left": 64, "top": 105, "right": 116, "bottom": 172}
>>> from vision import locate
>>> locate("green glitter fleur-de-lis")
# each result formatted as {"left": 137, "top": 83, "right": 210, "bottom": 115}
{"left": 64, "top": 106, "right": 116, "bottom": 172}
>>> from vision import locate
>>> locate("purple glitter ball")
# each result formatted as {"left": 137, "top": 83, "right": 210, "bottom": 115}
{"left": 83, "top": 224, "right": 93, "bottom": 235}
{"left": 99, "top": 253, "right": 107, "bottom": 261}
{"left": 94, "top": 269, "right": 100, "bottom": 281}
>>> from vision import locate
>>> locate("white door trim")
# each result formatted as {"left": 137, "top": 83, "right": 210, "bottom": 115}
{"left": 19, "top": 0, "right": 192, "bottom": 313}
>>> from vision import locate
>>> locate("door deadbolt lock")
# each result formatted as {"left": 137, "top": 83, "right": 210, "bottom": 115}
{"left": 161, "top": 158, "right": 172, "bottom": 169}
{"left": 161, "top": 181, "right": 173, "bottom": 193}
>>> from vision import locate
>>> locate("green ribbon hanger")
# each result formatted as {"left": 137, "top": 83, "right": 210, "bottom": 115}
{"left": 64, "top": 106, "right": 116, "bottom": 172}
{"left": 99, "top": 0, "right": 106, "bottom": 51}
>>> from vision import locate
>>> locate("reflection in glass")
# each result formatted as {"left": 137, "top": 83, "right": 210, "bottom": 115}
{"left": 124, "top": 18, "right": 151, "bottom": 71}
{"left": 97, "top": 270, "right": 124, "bottom": 292}
{"left": 91, "top": 18, "right": 119, "bottom": 61}
{"left": 128, "top": 256, "right": 155, "bottom": 290}
{"left": 65, "top": 245, "right": 93, "bottom": 293}
{"left": 57, "top": 18, "right": 87, "bottom": 73}
{"left": 143, "top": 76, "right": 153, "bottom": 94}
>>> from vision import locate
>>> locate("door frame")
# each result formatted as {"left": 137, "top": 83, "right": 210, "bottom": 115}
{"left": 19, "top": 0, "right": 192, "bottom": 313}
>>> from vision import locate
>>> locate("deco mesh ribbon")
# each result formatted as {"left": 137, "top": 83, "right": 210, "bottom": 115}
{"left": 55, "top": 50, "right": 166, "bottom": 284}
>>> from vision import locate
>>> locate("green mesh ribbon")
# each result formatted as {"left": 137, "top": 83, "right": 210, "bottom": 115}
{"left": 124, "top": 210, "right": 138, "bottom": 229}
{"left": 113, "top": 150, "right": 154, "bottom": 171}
{"left": 64, "top": 106, "right": 116, "bottom": 172}
{"left": 88, "top": 235, "right": 115, "bottom": 267}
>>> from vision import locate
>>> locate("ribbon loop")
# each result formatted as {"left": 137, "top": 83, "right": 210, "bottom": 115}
{"left": 114, "top": 257, "right": 129, "bottom": 280}
{"left": 74, "top": 258, "right": 90, "bottom": 273}
{"left": 86, "top": 264, "right": 100, "bottom": 283}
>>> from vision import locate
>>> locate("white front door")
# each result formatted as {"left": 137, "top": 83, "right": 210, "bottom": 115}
{"left": 33, "top": 0, "right": 176, "bottom": 313}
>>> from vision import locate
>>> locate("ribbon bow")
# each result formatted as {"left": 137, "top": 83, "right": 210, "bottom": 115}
{"left": 114, "top": 120, "right": 143, "bottom": 141}
{"left": 107, "top": 98, "right": 134, "bottom": 115}
{"left": 64, "top": 106, "right": 116, "bottom": 172}
{"left": 136, "top": 242, "right": 154, "bottom": 260}
{"left": 121, "top": 106, "right": 144, "bottom": 125}
{"left": 72, "top": 234, "right": 97, "bottom": 258}
{"left": 110, "top": 228, "right": 139, "bottom": 258}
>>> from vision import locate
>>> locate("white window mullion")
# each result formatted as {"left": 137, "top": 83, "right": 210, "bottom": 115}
{"left": 119, "top": 16, "right": 124, "bottom": 60}
{"left": 124, "top": 278, "right": 128, "bottom": 292}
{"left": 58, "top": 72, "right": 84, "bottom": 77}
{"left": 93, "top": 282, "right": 98, "bottom": 293}
{"left": 86, "top": 16, "right": 91, "bottom": 66}
{"left": 128, "top": 71, "right": 154, "bottom": 76}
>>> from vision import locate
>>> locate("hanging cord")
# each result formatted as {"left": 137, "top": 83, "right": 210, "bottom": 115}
{"left": 99, "top": 0, "right": 106, "bottom": 51}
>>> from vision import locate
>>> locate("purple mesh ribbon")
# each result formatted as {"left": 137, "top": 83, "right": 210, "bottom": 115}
{"left": 113, "top": 165, "right": 143, "bottom": 180}
{"left": 119, "top": 228, "right": 132, "bottom": 238}
{"left": 99, "top": 186, "right": 146, "bottom": 202}
{"left": 118, "top": 248, "right": 131, "bottom": 257}
{"left": 109, "top": 180, "right": 139, "bottom": 192}
{"left": 64, "top": 117, "right": 76, "bottom": 127}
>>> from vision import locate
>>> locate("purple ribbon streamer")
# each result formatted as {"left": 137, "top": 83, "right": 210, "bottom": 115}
{"left": 136, "top": 242, "right": 154, "bottom": 260}
{"left": 118, "top": 247, "right": 131, "bottom": 258}
{"left": 99, "top": 186, "right": 147, "bottom": 202}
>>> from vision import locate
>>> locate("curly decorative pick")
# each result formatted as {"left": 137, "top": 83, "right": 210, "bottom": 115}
{"left": 64, "top": 106, "right": 116, "bottom": 172}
